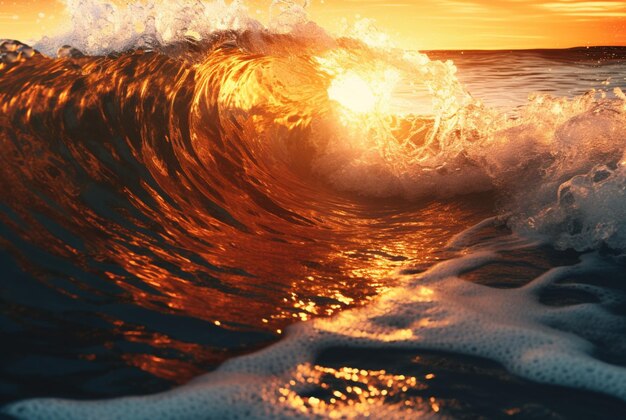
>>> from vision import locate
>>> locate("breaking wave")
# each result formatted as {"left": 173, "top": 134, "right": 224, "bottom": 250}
{"left": 2, "top": 0, "right": 626, "bottom": 417}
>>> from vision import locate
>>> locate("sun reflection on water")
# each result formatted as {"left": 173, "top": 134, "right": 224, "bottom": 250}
{"left": 276, "top": 364, "right": 442, "bottom": 418}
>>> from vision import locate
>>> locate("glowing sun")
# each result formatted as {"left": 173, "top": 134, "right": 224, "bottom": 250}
{"left": 327, "top": 72, "right": 378, "bottom": 114}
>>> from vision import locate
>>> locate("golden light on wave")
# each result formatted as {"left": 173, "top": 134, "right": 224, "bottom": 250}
{"left": 328, "top": 72, "right": 377, "bottom": 114}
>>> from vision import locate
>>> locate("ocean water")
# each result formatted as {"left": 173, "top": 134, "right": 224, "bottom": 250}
{"left": 1, "top": 1, "right": 626, "bottom": 418}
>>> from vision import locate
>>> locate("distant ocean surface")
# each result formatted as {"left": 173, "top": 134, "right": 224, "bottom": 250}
{"left": 1, "top": 3, "right": 626, "bottom": 418}
{"left": 430, "top": 47, "right": 626, "bottom": 108}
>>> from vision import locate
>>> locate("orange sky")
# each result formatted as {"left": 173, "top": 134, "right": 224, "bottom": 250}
{"left": 0, "top": 0, "right": 625, "bottom": 50}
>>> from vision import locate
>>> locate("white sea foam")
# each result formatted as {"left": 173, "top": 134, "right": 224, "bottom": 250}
{"left": 496, "top": 92, "right": 626, "bottom": 253}
{"left": 5, "top": 231, "right": 626, "bottom": 419}
{"left": 517, "top": 158, "right": 626, "bottom": 253}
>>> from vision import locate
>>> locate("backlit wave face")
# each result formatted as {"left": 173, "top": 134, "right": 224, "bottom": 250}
{"left": 0, "top": 30, "right": 488, "bottom": 395}
{"left": 186, "top": 33, "right": 481, "bottom": 202}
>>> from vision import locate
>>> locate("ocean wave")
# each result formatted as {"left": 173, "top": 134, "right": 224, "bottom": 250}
{"left": 2, "top": 0, "right": 626, "bottom": 416}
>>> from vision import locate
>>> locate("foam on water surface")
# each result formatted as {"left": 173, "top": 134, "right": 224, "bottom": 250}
{"left": 5, "top": 224, "right": 626, "bottom": 418}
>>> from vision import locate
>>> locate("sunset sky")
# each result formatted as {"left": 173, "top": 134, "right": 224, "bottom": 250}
{"left": 0, "top": 0, "right": 625, "bottom": 50}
